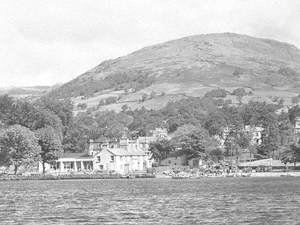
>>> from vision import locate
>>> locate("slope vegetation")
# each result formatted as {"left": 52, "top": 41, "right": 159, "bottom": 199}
{"left": 48, "top": 33, "right": 300, "bottom": 112}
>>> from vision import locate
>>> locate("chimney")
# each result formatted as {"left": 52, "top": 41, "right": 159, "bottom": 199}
{"left": 88, "top": 139, "right": 94, "bottom": 156}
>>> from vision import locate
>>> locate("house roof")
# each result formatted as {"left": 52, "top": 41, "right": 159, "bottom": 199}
{"left": 166, "top": 150, "right": 186, "bottom": 158}
{"left": 107, "top": 148, "right": 146, "bottom": 156}
{"left": 60, "top": 152, "right": 92, "bottom": 159}
{"left": 93, "top": 137, "right": 110, "bottom": 143}
{"left": 239, "top": 158, "right": 300, "bottom": 167}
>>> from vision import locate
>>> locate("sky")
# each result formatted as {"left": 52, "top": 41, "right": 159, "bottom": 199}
{"left": 0, "top": 0, "right": 299, "bottom": 87}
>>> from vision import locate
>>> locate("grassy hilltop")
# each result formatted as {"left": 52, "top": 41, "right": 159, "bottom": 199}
{"left": 47, "top": 33, "right": 300, "bottom": 113}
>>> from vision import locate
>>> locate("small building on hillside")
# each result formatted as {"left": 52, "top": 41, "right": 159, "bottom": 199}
{"left": 238, "top": 158, "right": 300, "bottom": 170}
{"left": 160, "top": 151, "right": 187, "bottom": 167}
{"left": 244, "top": 125, "right": 263, "bottom": 145}
{"left": 137, "top": 128, "right": 170, "bottom": 151}
{"left": 188, "top": 157, "right": 203, "bottom": 168}
{"left": 294, "top": 117, "right": 300, "bottom": 134}
{"left": 216, "top": 125, "right": 263, "bottom": 149}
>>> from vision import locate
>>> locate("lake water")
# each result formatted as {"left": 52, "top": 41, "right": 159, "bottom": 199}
{"left": 0, "top": 177, "right": 299, "bottom": 225}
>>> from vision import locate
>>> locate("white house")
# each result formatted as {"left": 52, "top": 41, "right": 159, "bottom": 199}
{"left": 40, "top": 138, "right": 152, "bottom": 175}
{"left": 244, "top": 125, "right": 263, "bottom": 145}
{"left": 215, "top": 125, "right": 263, "bottom": 149}
{"left": 294, "top": 117, "right": 300, "bottom": 134}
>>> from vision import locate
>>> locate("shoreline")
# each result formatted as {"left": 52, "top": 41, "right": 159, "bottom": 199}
{"left": 1, "top": 171, "right": 300, "bottom": 181}
{"left": 0, "top": 173, "right": 155, "bottom": 181}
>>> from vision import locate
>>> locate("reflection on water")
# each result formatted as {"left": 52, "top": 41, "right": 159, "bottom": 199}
{"left": 0, "top": 178, "right": 299, "bottom": 224}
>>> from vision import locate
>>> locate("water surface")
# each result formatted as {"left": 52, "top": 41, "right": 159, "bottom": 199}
{"left": 0, "top": 177, "right": 299, "bottom": 224}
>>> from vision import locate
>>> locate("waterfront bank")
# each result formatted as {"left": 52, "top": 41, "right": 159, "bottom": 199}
{"left": 1, "top": 171, "right": 300, "bottom": 181}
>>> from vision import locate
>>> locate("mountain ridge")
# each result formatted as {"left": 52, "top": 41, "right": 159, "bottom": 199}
{"left": 47, "top": 33, "right": 300, "bottom": 112}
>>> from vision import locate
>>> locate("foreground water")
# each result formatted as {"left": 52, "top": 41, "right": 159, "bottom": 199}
{"left": 0, "top": 178, "right": 299, "bottom": 225}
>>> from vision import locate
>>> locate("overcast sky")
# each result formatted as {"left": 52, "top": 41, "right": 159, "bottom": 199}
{"left": 0, "top": 0, "right": 299, "bottom": 87}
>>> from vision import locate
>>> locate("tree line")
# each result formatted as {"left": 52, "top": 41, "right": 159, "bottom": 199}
{"left": 1, "top": 91, "right": 300, "bottom": 173}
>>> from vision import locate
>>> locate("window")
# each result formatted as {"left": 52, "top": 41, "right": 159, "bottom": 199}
{"left": 97, "top": 156, "right": 101, "bottom": 163}
{"left": 110, "top": 156, "right": 115, "bottom": 162}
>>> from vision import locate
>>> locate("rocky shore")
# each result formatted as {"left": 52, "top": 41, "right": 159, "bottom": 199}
{"left": 0, "top": 173, "right": 155, "bottom": 181}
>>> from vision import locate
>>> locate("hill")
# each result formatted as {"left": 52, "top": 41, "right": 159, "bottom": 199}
{"left": 48, "top": 33, "right": 300, "bottom": 113}
{"left": 0, "top": 85, "right": 59, "bottom": 100}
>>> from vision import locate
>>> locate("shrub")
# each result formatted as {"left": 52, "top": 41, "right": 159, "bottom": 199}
{"left": 232, "top": 88, "right": 247, "bottom": 97}
{"left": 105, "top": 96, "right": 118, "bottom": 104}
{"left": 77, "top": 103, "right": 87, "bottom": 110}
{"left": 224, "top": 99, "right": 232, "bottom": 105}
{"left": 292, "top": 96, "right": 300, "bottom": 104}
{"left": 141, "top": 93, "right": 148, "bottom": 102}
{"left": 150, "top": 91, "right": 156, "bottom": 99}
{"left": 204, "top": 88, "right": 227, "bottom": 98}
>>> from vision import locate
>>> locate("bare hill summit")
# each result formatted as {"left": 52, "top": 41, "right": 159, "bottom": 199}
{"left": 48, "top": 33, "right": 300, "bottom": 112}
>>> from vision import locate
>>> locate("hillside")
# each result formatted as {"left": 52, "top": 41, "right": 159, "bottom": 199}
{"left": 48, "top": 33, "right": 300, "bottom": 113}
{"left": 0, "top": 85, "right": 59, "bottom": 100}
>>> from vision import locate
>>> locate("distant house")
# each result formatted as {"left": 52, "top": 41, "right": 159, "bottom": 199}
{"left": 238, "top": 158, "right": 300, "bottom": 169}
{"left": 160, "top": 151, "right": 187, "bottom": 167}
{"left": 294, "top": 117, "right": 300, "bottom": 134}
{"left": 40, "top": 127, "right": 170, "bottom": 174}
{"left": 244, "top": 125, "right": 263, "bottom": 145}
{"left": 188, "top": 157, "right": 203, "bottom": 168}
{"left": 40, "top": 138, "right": 151, "bottom": 175}
{"left": 216, "top": 125, "right": 263, "bottom": 149}
{"left": 133, "top": 128, "right": 170, "bottom": 153}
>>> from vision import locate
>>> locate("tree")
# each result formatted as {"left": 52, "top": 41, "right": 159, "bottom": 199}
{"left": 204, "top": 88, "right": 227, "bottom": 98}
{"left": 0, "top": 125, "right": 41, "bottom": 174}
{"left": 0, "top": 95, "right": 15, "bottom": 124}
{"left": 204, "top": 111, "right": 227, "bottom": 136}
{"left": 171, "top": 125, "right": 217, "bottom": 159}
{"left": 150, "top": 91, "right": 156, "bottom": 99}
{"left": 278, "top": 112, "right": 294, "bottom": 146}
{"left": 141, "top": 93, "right": 148, "bottom": 102}
{"left": 224, "top": 129, "right": 251, "bottom": 161}
{"left": 209, "top": 148, "right": 224, "bottom": 162}
{"left": 288, "top": 105, "right": 300, "bottom": 125}
{"left": 35, "top": 126, "right": 63, "bottom": 174}
{"left": 37, "top": 97, "right": 73, "bottom": 135}
{"left": 232, "top": 88, "right": 247, "bottom": 104}
{"left": 232, "top": 88, "right": 247, "bottom": 97}
{"left": 149, "top": 139, "right": 173, "bottom": 161}
{"left": 121, "top": 104, "right": 129, "bottom": 112}
{"left": 280, "top": 144, "right": 300, "bottom": 168}
{"left": 77, "top": 103, "right": 87, "bottom": 110}
{"left": 291, "top": 96, "right": 299, "bottom": 104}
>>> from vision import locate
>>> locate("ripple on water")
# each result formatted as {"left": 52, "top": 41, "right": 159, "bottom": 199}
{"left": 0, "top": 177, "right": 299, "bottom": 224}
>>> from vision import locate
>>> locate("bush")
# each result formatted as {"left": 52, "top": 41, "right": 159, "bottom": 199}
{"left": 160, "top": 92, "right": 166, "bottom": 96}
{"left": 233, "top": 68, "right": 243, "bottom": 77}
{"left": 141, "top": 94, "right": 148, "bottom": 102}
{"left": 224, "top": 99, "right": 232, "bottom": 105}
{"left": 232, "top": 88, "right": 247, "bottom": 97}
{"left": 278, "top": 67, "right": 297, "bottom": 77}
{"left": 77, "top": 103, "right": 87, "bottom": 110}
{"left": 292, "top": 96, "right": 300, "bottom": 104}
{"left": 150, "top": 91, "right": 156, "bottom": 99}
{"left": 106, "top": 96, "right": 118, "bottom": 104}
{"left": 98, "top": 99, "right": 106, "bottom": 107}
{"left": 215, "top": 98, "right": 225, "bottom": 107}
{"left": 204, "top": 89, "right": 227, "bottom": 98}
